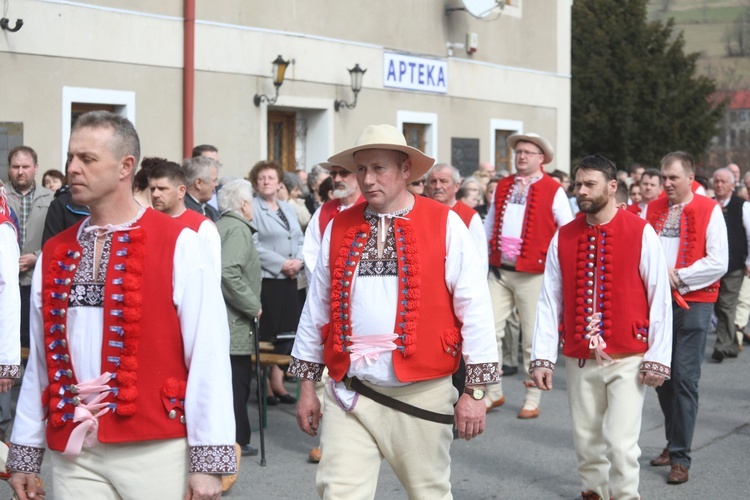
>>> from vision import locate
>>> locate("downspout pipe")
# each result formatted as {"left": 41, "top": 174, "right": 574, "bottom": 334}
{"left": 183, "top": 0, "right": 195, "bottom": 158}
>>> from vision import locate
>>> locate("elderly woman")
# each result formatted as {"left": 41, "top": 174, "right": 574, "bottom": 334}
{"left": 217, "top": 178, "right": 262, "bottom": 457}
{"left": 248, "top": 161, "right": 303, "bottom": 405}
{"left": 279, "top": 172, "right": 312, "bottom": 231}
{"left": 459, "top": 176, "right": 483, "bottom": 209}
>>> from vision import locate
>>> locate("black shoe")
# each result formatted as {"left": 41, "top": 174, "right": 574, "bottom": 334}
{"left": 266, "top": 395, "right": 280, "bottom": 406}
{"left": 712, "top": 349, "right": 725, "bottom": 362}
{"left": 725, "top": 351, "right": 739, "bottom": 358}
{"left": 501, "top": 365, "right": 518, "bottom": 376}
{"left": 276, "top": 393, "right": 297, "bottom": 404}
{"left": 240, "top": 445, "right": 258, "bottom": 456}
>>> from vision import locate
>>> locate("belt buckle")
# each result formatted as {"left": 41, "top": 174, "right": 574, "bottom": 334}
{"left": 344, "top": 376, "right": 353, "bottom": 390}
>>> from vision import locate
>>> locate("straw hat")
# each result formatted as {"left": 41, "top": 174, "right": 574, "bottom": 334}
{"left": 328, "top": 124, "right": 435, "bottom": 183}
{"left": 507, "top": 133, "right": 554, "bottom": 165}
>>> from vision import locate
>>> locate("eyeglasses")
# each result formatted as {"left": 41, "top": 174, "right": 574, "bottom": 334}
{"left": 410, "top": 179, "right": 425, "bottom": 186}
{"left": 514, "top": 150, "right": 543, "bottom": 157}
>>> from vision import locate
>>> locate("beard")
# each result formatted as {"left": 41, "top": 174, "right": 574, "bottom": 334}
{"left": 577, "top": 193, "right": 608, "bottom": 214}
{"left": 333, "top": 184, "right": 356, "bottom": 199}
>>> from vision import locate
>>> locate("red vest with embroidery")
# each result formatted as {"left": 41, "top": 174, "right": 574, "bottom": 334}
{"left": 646, "top": 195, "right": 720, "bottom": 303}
{"left": 324, "top": 197, "right": 462, "bottom": 383}
{"left": 451, "top": 200, "right": 476, "bottom": 228}
{"left": 176, "top": 208, "right": 210, "bottom": 232}
{"left": 489, "top": 174, "right": 560, "bottom": 273}
{"left": 318, "top": 195, "right": 366, "bottom": 235}
{"left": 558, "top": 210, "right": 651, "bottom": 358}
{"left": 41, "top": 208, "right": 190, "bottom": 451}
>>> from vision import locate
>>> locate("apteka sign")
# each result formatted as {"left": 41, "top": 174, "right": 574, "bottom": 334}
{"left": 383, "top": 52, "right": 447, "bottom": 94}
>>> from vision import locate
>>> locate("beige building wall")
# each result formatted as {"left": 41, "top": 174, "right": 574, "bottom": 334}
{"left": 0, "top": 0, "right": 572, "bottom": 181}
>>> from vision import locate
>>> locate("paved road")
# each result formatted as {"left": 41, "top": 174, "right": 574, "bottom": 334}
{"left": 3, "top": 331, "right": 749, "bottom": 499}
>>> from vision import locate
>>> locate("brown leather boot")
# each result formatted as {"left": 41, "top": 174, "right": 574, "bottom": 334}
{"left": 667, "top": 463, "right": 689, "bottom": 484}
{"left": 581, "top": 491, "right": 602, "bottom": 500}
{"left": 650, "top": 447, "right": 670, "bottom": 466}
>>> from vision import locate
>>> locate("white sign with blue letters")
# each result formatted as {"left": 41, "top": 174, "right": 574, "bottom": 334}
{"left": 383, "top": 52, "right": 448, "bottom": 94}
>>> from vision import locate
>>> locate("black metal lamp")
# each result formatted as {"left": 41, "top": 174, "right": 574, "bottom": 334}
{"left": 334, "top": 64, "right": 366, "bottom": 111}
{"left": 254, "top": 55, "right": 291, "bottom": 106}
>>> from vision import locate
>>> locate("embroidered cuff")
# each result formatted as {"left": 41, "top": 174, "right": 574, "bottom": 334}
{"left": 0, "top": 364, "right": 21, "bottom": 378}
{"left": 675, "top": 272, "right": 690, "bottom": 296}
{"left": 640, "top": 361, "right": 671, "bottom": 379}
{"left": 5, "top": 444, "right": 45, "bottom": 474}
{"left": 529, "top": 359, "right": 555, "bottom": 374}
{"left": 288, "top": 357, "right": 324, "bottom": 382}
{"left": 189, "top": 445, "right": 238, "bottom": 474}
{"left": 465, "top": 362, "right": 500, "bottom": 385}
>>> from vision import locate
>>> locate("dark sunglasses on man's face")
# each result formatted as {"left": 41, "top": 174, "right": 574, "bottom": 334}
{"left": 330, "top": 169, "right": 352, "bottom": 178}
{"left": 410, "top": 179, "right": 425, "bottom": 186}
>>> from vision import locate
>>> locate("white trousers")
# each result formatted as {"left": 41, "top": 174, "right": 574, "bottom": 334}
{"left": 488, "top": 269, "right": 544, "bottom": 407}
{"left": 317, "top": 376, "right": 457, "bottom": 500}
{"left": 566, "top": 355, "right": 645, "bottom": 500}
{"left": 49, "top": 438, "right": 189, "bottom": 499}
{"left": 735, "top": 275, "right": 750, "bottom": 342}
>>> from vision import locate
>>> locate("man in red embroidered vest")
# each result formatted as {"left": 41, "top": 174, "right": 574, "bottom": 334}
{"left": 484, "top": 132, "right": 573, "bottom": 418}
{"left": 642, "top": 151, "right": 728, "bottom": 485}
{"left": 147, "top": 160, "right": 221, "bottom": 282}
{"left": 531, "top": 154, "right": 672, "bottom": 500}
{"left": 627, "top": 168, "right": 662, "bottom": 217}
{"left": 290, "top": 124, "right": 499, "bottom": 498}
{"left": 302, "top": 161, "right": 364, "bottom": 283}
{"left": 427, "top": 163, "right": 488, "bottom": 275}
{"left": 0, "top": 181, "right": 21, "bottom": 448}
{"left": 5, "top": 111, "right": 236, "bottom": 500}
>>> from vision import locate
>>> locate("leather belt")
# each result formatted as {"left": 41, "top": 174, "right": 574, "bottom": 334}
{"left": 343, "top": 376, "right": 454, "bottom": 425}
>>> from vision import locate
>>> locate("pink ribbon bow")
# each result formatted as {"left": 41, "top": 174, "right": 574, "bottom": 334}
{"left": 589, "top": 335, "right": 617, "bottom": 366}
{"left": 63, "top": 372, "right": 113, "bottom": 457}
{"left": 499, "top": 236, "right": 523, "bottom": 259}
{"left": 348, "top": 333, "right": 398, "bottom": 369}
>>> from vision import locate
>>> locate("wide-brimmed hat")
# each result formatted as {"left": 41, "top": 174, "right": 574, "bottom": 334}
{"left": 328, "top": 124, "right": 435, "bottom": 183}
{"left": 507, "top": 133, "right": 554, "bottom": 165}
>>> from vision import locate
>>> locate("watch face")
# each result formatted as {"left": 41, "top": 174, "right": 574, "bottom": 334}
{"left": 471, "top": 389, "right": 484, "bottom": 400}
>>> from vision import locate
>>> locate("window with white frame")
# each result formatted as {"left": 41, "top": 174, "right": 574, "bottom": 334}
{"left": 396, "top": 111, "right": 438, "bottom": 158}
{"left": 490, "top": 119, "right": 522, "bottom": 174}
{"left": 62, "top": 87, "right": 135, "bottom": 171}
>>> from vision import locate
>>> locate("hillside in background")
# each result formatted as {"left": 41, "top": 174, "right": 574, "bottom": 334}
{"left": 648, "top": 0, "right": 750, "bottom": 89}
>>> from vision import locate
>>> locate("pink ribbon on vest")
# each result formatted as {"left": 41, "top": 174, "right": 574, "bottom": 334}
{"left": 349, "top": 333, "right": 399, "bottom": 369}
{"left": 499, "top": 235, "right": 523, "bottom": 259}
{"left": 584, "top": 313, "right": 618, "bottom": 367}
{"left": 63, "top": 372, "right": 113, "bottom": 457}
{"left": 588, "top": 335, "right": 617, "bottom": 366}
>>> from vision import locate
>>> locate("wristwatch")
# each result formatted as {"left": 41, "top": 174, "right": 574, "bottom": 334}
{"left": 463, "top": 386, "right": 485, "bottom": 400}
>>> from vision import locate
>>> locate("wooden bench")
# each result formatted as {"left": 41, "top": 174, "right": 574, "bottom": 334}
{"left": 251, "top": 353, "right": 293, "bottom": 428}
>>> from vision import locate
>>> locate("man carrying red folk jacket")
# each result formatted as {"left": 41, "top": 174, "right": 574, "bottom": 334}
{"left": 642, "top": 151, "right": 728, "bottom": 485}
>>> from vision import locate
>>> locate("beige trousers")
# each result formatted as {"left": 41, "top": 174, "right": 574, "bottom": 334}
{"left": 49, "top": 438, "right": 189, "bottom": 499}
{"left": 566, "top": 355, "right": 645, "bottom": 500}
{"left": 317, "top": 377, "right": 457, "bottom": 500}
{"left": 488, "top": 269, "right": 544, "bottom": 407}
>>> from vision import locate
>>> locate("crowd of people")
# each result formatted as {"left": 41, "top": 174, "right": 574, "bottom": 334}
{"left": 0, "top": 111, "right": 747, "bottom": 500}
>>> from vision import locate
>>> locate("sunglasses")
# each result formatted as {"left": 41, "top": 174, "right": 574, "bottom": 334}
{"left": 410, "top": 179, "right": 425, "bottom": 186}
